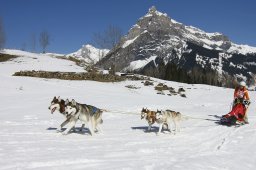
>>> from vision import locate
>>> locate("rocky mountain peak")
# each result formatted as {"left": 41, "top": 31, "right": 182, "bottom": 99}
{"left": 148, "top": 6, "right": 157, "bottom": 13}
{"left": 68, "top": 44, "right": 109, "bottom": 65}
{"left": 124, "top": 6, "right": 172, "bottom": 42}
{"left": 147, "top": 6, "right": 168, "bottom": 17}
{"left": 97, "top": 7, "right": 256, "bottom": 86}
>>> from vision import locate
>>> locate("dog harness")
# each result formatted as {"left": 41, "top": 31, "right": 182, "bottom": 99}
{"left": 82, "top": 104, "right": 100, "bottom": 116}
{"left": 146, "top": 112, "right": 156, "bottom": 124}
{"left": 59, "top": 100, "right": 66, "bottom": 114}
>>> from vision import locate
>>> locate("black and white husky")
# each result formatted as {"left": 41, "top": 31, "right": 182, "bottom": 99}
{"left": 156, "top": 110, "right": 182, "bottom": 134}
{"left": 48, "top": 96, "right": 85, "bottom": 132}
{"left": 63, "top": 99, "right": 104, "bottom": 135}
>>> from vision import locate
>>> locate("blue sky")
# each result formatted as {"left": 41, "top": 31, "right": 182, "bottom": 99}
{"left": 1, "top": 0, "right": 256, "bottom": 54}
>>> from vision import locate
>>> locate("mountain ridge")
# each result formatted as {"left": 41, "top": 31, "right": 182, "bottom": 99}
{"left": 67, "top": 44, "right": 109, "bottom": 65}
{"left": 97, "top": 6, "right": 256, "bottom": 86}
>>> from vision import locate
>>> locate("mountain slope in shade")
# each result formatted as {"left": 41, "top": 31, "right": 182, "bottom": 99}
{"left": 97, "top": 6, "right": 256, "bottom": 84}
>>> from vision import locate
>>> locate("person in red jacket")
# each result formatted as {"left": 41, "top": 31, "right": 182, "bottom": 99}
{"left": 234, "top": 81, "right": 250, "bottom": 100}
{"left": 233, "top": 81, "right": 250, "bottom": 123}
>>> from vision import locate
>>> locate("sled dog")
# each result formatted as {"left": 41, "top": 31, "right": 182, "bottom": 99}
{"left": 141, "top": 108, "right": 157, "bottom": 131}
{"left": 156, "top": 110, "right": 182, "bottom": 134}
{"left": 141, "top": 108, "right": 168, "bottom": 131}
{"left": 63, "top": 99, "right": 104, "bottom": 135}
{"left": 48, "top": 96, "right": 85, "bottom": 131}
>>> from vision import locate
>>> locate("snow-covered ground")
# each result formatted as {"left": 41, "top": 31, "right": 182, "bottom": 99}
{"left": 0, "top": 50, "right": 256, "bottom": 170}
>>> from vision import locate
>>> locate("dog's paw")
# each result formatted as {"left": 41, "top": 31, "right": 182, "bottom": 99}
{"left": 156, "top": 132, "right": 161, "bottom": 136}
{"left": 56, "top": 128, "right": 62, "bottom": 133}
{"left": 172, "top": 132, "right": 176, "bottom": 135}
{"left": 94, "top": 130, "right": 101, "bottom": 134}
{"left": 71, "top": 129, "right": 77, "bottom": 132}
{"left": 62, "top": 132, "right": 68, "bottom": 135}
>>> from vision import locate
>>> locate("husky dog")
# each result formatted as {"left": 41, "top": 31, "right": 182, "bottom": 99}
{"left": 48, "top": 96, "right": 66, "bottom": 115}
{"left": 48, "top": 96, "right": 84, "bottom": 131}
{"left": 156, "top": 110, "right": 182, "bottom": 134}
{"left": 141, "top": 108, "right": 157, "bottom": 131}
{"left": 63, "top": 99, "right": 104, "bottom": 135}
{"left": 141, "top": 108, "right": 168, "bottom": 132}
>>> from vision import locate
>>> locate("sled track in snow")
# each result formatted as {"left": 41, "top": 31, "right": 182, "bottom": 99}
{"left": 216, "top": 124, "right": 246, "bottom": 151}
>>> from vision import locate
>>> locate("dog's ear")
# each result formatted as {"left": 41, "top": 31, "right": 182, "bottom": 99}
{"left": 71, "top": 99, "right": 76, "bottom": 105}
{"left": 65, "top": 99, "right": 69, "bottom": 105}
{"left": 57, "top": 96, "right": 61, "bottom": 102}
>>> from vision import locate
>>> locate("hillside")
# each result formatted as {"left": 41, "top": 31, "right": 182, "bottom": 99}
{"left": 0, "top": 49, "right": 85, "bottom": 74}
{"left": 0, "top": 49, "right": 256, "bottom": 169}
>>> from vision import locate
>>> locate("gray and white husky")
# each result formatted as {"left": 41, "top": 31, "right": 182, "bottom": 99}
{"left": 63, "top": 99, "right": 104, "bottom": 135}
{"left": 48, "top": 96, "right": 85, "bottom": 132}
{"left": 156, "top": 110, "right": 182, "bottom": 134}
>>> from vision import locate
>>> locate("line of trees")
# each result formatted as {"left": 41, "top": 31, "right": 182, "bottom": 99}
{"left": 19, "top": 31, "right": 50, "bottom": 53}
{"left": 39, "top": 31, "right": 50, "bottom": 53}
{"left": 142, "top": 61, "right": 231, "bottom": 87}
{"left": 21, "top": 31, "right": 50, "bottom": 53}
{"left": 1, "top": 15, "right": 122, "bottom": 55}
{"left": 0, "top": 16, "right": 50, "bottom": 53}
{"left": 92, "top": 25, "right": 122, "bottom": 49}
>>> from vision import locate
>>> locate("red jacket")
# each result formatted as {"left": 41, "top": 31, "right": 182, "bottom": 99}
{"left": 225, "top": 103, "right": 246, "bottom": 121}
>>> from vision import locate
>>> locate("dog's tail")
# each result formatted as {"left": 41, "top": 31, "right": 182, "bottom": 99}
{"left": 98, "top": 112, "right": 103, "bottom": 124}
{"left": 100, "top": 109, "right": 108, "bottom": 112}
{"left": 180, "top": 114, "right": 190, "bottom": 121}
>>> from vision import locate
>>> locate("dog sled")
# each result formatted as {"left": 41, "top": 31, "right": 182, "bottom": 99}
{"left": 220, "top": 98, "right": 250, "bottom": 126}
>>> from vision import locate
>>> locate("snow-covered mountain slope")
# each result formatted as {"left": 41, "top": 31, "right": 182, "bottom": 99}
{"left": 98, "top": 6, "right": 256, "bottom": 84}
{"left": 67, "top": 44, "right": 109, "bottom": 65}
{"left": 0, "top": 49, "right": 85, "bottom": 75}
{"left": 1, "top": 47, "right": 256, "bottom": 169}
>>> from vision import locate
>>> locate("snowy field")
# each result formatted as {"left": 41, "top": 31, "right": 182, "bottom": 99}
{"left": 0, "top": 50, "right": 256, "bottom": 170}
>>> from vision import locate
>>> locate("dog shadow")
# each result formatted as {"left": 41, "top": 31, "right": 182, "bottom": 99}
{"left": 46, "top": 127, "right": 58, "bottom": 130}
{"left": 204, "top": 118, "right": 219, "bottom": 122}
{"left": 46, "top": 127, "right": 91, "bottom": 135}
{"left": 131, "top": 126, "right": 159, "bottom": 133}
{"left": 207, "top": 114, "right": 223, "bottom": 123}
{"left": 208, "top": 114, "right": 222, "bottom": 119}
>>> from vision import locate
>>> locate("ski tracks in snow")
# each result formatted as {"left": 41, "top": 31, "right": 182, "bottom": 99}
{"left": 215, "top": 123, "right": 254, "bottom": 151}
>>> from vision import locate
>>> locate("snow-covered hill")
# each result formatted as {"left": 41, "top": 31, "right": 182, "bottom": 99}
{"left": 67, "top": 44, "right": 109, "bottom": 65}
{"left": 98, "top": 6, "right": 256, "bottom": 84}
{"left": 0, "top": 49, "right": 85, "bottom": 74}
{"left": 1, "top": 48, "right": 256, "bottom": 169}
